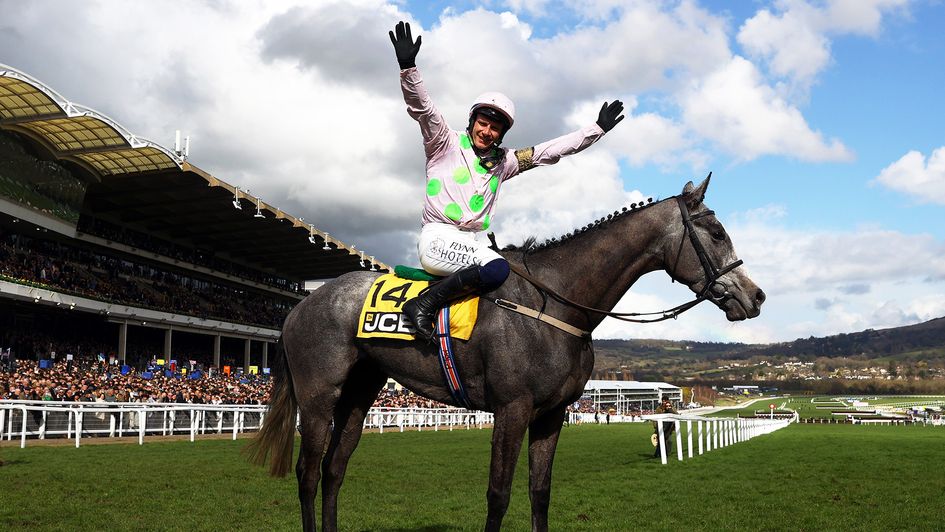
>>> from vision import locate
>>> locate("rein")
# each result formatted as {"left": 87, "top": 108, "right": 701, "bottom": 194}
{"left": 498, "top": 194, "right": 743, "bottom": 330}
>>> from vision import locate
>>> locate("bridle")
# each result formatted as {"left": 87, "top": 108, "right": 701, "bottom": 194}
{"left": 670, "top": 195, "right": 743, "bottom": 307}
{"left": 504, "top": 193, "right": 743, "bottom": 325}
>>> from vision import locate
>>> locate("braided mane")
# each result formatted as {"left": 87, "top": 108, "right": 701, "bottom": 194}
{"left": 502, "top": 195, "right": 667, "bottom": 254}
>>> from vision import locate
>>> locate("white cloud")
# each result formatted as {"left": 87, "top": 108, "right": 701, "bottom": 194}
{"left": 680, "top": 56, "right": 853, "bottom": 162}
{"left": 538, "top": 1, "right": 731, "bottom": 95}
{"left": 737, "top": 0, "right": 910, "bottom": 93}
{"left": 732, "top": 204, "right": 789, "bottom": 224}
{"left": 728, "top": 216, "right": 945, "bottom": 296}
{"left": 502, "top": 0, "right": 552, "bottom": 19}
{"left": 873, "top": 147, "right": 945, "bottom": 205}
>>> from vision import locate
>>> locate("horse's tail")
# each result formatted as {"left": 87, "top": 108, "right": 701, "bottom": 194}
{"left": 245, "top": 337, "right": 297, "bottom": 477}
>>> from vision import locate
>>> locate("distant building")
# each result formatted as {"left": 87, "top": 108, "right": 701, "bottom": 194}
{"left": 582, "top": 380, "right": 682, "bottom": 413}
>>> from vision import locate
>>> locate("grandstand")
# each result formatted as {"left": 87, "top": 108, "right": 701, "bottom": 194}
{"left": 582, "top": 379, "right": 682, "bottom": 413}
{"left": 0, "top": 63, "right": 388, "bottom": 373}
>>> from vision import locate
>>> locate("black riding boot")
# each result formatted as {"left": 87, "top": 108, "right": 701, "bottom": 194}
{"left": 403, "top": 266, "right": 481, "bottom": 340}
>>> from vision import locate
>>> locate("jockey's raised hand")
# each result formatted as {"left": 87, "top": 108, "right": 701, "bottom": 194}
{"left": 596, "top": 100, "right": 625, "bottom": 132}
{"left": 389, "top": 21, "right": 422, "bottom": 70}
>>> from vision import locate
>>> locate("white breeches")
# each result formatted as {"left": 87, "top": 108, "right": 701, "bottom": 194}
{"left": 417, "top": 223, "right": 503, "bottom": 276}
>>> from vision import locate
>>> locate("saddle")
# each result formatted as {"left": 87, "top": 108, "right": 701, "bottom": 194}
{"left": 356, "top": 269, "right": 479, "bottom": 340}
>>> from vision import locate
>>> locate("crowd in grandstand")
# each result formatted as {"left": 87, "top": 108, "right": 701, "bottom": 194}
{"left": 2, "top": 356, "right": 271, "bottom": 405}
{"left": 1, "top": 228, "right": 293, "bottom": 328}
{"left": 373, "top": 388, "right": 451, "bottom": 409}
{"left": 77, "top": 217, "right": 305, "bottom": 293}
{"left": 0, "top": 356, "right": 454, "bottom": 409}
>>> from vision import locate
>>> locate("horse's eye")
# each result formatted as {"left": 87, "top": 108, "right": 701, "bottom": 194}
{"left": 710, "top": 226, "right": 726, "bottom": 241}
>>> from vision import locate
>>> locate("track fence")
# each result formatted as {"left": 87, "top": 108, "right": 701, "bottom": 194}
{"left": 0, "top": 401, "right": 493, "bottom": 448}
{"left": 364, "top": 407, "right": 493, "bottom": 433}
{"left": 643, "top": 412, "right": 798, "bottom": 465}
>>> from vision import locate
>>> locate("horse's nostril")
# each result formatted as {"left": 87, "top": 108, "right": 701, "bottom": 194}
{"left": 756, "top": 289, "right": 766, "bottom": 304}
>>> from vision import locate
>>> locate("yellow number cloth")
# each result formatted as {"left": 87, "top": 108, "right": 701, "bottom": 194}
{"left": 356, "top": 274, "right": 479, "bottom": 340}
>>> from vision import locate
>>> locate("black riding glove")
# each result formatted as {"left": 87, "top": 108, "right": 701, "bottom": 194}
{"left": 596, "top": 100, "right": 625, "bottom": 132}
{"left": 389, "top": 21, "right": 421, "bottom": 70}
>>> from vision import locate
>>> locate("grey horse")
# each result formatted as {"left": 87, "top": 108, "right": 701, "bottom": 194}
{"left": 247, "top": 176, "right": 765, "bottom": 531}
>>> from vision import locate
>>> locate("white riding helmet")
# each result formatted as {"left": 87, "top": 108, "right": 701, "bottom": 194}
{"left": 469, "top": 92, "right": 515, "bottom": 130}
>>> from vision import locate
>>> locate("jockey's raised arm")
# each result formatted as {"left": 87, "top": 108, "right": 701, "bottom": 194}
{"left": 399, "top": 67, "right": 450, "bottom": 158}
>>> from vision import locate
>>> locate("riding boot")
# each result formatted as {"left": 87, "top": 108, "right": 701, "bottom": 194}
{"left": 403, "top": 266, "right": 482, "bottom": 341}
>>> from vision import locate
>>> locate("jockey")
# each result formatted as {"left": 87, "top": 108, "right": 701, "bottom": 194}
{"left": 389, "top": 21, "right": 625, "bottom": 340}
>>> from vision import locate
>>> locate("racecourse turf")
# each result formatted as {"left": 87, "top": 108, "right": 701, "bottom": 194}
{"left": 708, "top": 394, "right": 945, "bottom": 419}
{"left": 1, "top": 423, "right": 943, "bottom": 531}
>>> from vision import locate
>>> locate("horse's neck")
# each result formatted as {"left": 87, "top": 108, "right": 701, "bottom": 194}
{"left": 526, "top": 202, "right": 672, "bottom": 329}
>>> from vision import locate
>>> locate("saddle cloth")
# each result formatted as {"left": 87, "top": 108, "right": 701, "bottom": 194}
{"left": 356, "top": 273, "right": 479, "bottom": 340}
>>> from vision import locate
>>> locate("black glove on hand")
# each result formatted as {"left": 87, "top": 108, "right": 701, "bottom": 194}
{"left": 389, "top": 21, "right": 421, "bottom": 70}
{"left": 596, "top": 100, "right": 625, "bottom": 132}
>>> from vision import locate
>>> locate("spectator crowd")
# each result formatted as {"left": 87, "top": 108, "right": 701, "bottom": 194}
{"left": 76, "top": 217, "right": 305, "bottom": 293}
{"left": 1, "top": 355, "right": 449, "bottom": 410}
{"left": 2, "top": 356, "right": 271, "bottom": 405}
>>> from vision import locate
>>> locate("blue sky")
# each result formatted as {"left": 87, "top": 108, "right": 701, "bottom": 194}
{"left": 2, "top": 0, "right": 943, "bottom": 343}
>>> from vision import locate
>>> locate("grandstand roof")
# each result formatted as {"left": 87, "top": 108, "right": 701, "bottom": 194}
{"left": 583, "top": 380, "right": 681, "bottom": 392}
{"left": 0, "top": 63, "right": 389, "bottom": 280}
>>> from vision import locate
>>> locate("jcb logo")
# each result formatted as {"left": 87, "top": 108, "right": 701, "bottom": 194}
{"left": 362, "top": 312, "right": 416, "bottom": 334}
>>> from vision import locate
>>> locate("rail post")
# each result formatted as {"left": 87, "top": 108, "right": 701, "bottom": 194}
{"left": 675, "top": 419, "right": 683, "bottom": 462}
{"left": 20, "top": 405, "right": 28, "bottom": 448}
{"left": 139, "top": 408, "right": 146, "bottom": 445}
{"left": 656, "top": 418, "right": 667, "bottom": 465}
{"left": 687, "top": 420, "right": 693, "bottom": 458}
{"left": 75, "top": 409, "right": 82, "bottom": 448}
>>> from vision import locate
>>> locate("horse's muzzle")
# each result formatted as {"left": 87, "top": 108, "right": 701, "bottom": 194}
{"left": 716, "top": 281, "right": 764, "bottom": 321}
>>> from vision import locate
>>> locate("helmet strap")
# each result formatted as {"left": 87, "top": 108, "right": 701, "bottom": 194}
{"left": 478, "top": 147, "right": 505, "bottom": 171}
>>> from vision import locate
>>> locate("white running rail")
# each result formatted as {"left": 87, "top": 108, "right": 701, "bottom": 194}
{"left": 643, "top": 413, "right": 798, "bottom": 465}
{"left": 0, "top": 401, "right": 493, "bottom": 448}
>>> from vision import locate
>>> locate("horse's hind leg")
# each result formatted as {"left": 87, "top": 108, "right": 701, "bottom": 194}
{"left": 527, "top": 405, "right": 567, "bottom": 532}
{"left": 296, "top": 389, "right": 341, "bottom": 532}
{"left": 320, "top": 360, "right": 387, "bottom": 532}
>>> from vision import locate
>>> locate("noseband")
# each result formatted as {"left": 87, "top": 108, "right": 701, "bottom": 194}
{"left": 503, "top": 194, "right": 744, "bottom": 325}
{"left": 672, "top": 195, "right": 743, "bottom": 304}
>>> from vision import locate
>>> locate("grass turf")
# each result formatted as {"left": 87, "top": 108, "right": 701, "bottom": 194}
{"left": 2, "top": 423, "right": 943, "bottom": 531}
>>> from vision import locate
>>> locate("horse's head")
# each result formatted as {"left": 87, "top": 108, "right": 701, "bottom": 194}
{"left": 666, "top": 175, "right": 765, "bottom": 321}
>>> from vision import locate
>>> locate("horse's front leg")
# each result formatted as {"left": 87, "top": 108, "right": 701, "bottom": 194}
{"left": 527, "top": 405, "right": 566, "bottom": 532}
{"left": 485, "top": 401, "right": 531, "bottom": 532}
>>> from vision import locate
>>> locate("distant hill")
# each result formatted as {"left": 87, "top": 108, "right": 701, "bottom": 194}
{"left": 593, "top": 316, "right": 945, "bottom": 369}
{"left": 756, "top": 316, "right": 945, "bottom": 359}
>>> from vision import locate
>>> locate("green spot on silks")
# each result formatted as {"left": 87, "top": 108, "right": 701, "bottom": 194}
{"left": 482, "top": 214, "right": 491, "bottom": 230}
{"left": 489, "top": 176, "right": 499, "bottom": 193}
{"left": 469, "top": 194, "right": 485, "bottom": 212}
{"left": 459, "top": 134, "right": 472, "bottom": 149}
{"left": 426, "top": 179, "right": 442, "bottom": 196}
{"left": 474, "top": 159, "right": 488, "bottom": 174}
{"left": 453, "top": 167, "right": 471, "bottom": 184}
{"left": 444, "top": 203, "right": 463, "bottom": 221}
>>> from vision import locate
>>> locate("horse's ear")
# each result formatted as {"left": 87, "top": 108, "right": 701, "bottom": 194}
{"left": 683, "top": 172, "right": 711, "bottom": 209}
